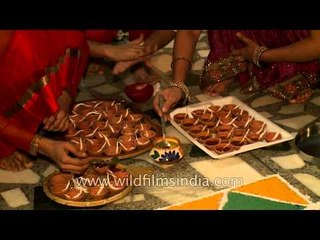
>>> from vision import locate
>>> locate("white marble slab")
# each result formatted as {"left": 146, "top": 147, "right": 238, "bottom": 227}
{"left": 1, "top": 188, "right": 30, "bottom": 208}
{"left": 190, "top": 157, "right": 263, "bottom": 189}
{"left": 251, "top": 95, "right": 282, "bottom": 108}
{"left": 0, "top": 169, "right": 40, "bottom": 184}
{"left": 145, "top": 186, "right": 214, "bottom": 205}
{"left": 271, "top": 154, "right": 305, "bottom": 169}
{"left": 164, "top": 40, "right": 174, "bottom": 49}
{"left": 310, "top": 96, "right": 320, "bottom": 106}
{"left": 112, "top": 194, "right": 145, "bottom": 204}
{"left": 258, "top": 111, "right": 273, "bottom": 119}
{"left": 82, "top": 75, "right": 107, "bottom": 88}
{"left": 75, "top": 90, "right": 93, "bottom": 102}
{"left": 198, "top": 50, "right": 210, "bottom": 58}
{"left": 274, "top": 115, "right": 317, "bottom": 130}
{"left": 191, "top": 59, "right": 205, "bottom": 71}
{"left": 229, "top": 88, "right": 255, "bottom": 101}
{"left": 150, "top": 54, "right": 172, "bottom": 73}
{"left": 196, "top": 42, "right": 209, "bottom": 50}
{"left": 294, "top": 173, "right": 320, "bottom": 196}
{"left": 42, "top": 164, "right": 59, "bottom": 177}
{"left": 278, "top": 104, "right": 304, "bottom": 115}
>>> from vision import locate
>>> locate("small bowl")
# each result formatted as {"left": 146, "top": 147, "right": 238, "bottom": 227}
{"left": 149, "top": 136, "right": 184, "bottom": 165}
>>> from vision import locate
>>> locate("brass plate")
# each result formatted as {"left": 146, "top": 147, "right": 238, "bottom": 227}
{"left": 43, "top": 164, "right": 133, "bottom": 208}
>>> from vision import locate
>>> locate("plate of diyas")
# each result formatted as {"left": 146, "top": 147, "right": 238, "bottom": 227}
{"left": 43, "top": 163, "right": 133, "bottom": 207}
{"left": 170, "top": 96, "right": 294, "bottom": 159}
{"left": 66, "top": 99, "right": 161, "bottom": 162}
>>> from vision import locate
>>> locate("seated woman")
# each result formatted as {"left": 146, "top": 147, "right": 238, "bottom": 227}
{"left": 154, "top": 30, "right": 320, "bottom": 118}
{"left": 85, "top": 30, "right": 176, "bottom": 83}
{"left": 0, "top": 30, "right": 90, "bottom": 173}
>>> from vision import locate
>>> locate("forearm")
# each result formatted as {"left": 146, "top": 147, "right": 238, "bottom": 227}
{"left": 261, "top": 30, "right": 320, "bottom": 63}
{"left": 0, "top": 115, "right": 34, "bottom": 153}
{"left": 87, "top": 40, "right": 114, "bottom": 59}
{"left": 172, "top": 30, "right": 201, "bottom": 83}
{"left": 144, "top": 30, "right": 176, "bottom": 51}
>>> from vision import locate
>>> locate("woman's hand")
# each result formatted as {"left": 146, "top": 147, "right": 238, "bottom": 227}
{"left": 108, "top": 35, "right": 157, "bottom": 62}
{"left": 43, "top": 90, "right": 71, "bottom": 132}
{"left": 231, "top": 32, "right": 259, "bottom": 62}
{"left": 153, "top": 87, "right": 184, "bottom": 121}
{"left": 39, "top": 138, "right": 90, "bottom": 174}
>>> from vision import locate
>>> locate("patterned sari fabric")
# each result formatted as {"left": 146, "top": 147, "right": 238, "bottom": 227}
{"left": 200, "top": 30, "right": 319, "bottom": 101}
{"left": 0, "top": 30, "right": 89, "bottom": 158}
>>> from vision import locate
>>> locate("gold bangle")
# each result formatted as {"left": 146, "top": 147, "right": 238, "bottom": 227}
{"left": 171, "top": 57, "right": 192, "bottom": 71}
{"left": 253, "top": 46, "right": 268, "bottom": 67}
{"left": 29, "top": 134, "right": 42, "bottom": 156}
{"left": 169, "top": 82, "right": 191, "bottom": 105}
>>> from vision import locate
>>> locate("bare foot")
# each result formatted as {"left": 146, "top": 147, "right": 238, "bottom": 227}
{"left": 0, "top": 152, "right": 33, "bottom": 172}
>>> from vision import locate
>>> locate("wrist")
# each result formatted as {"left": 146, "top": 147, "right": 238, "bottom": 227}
{"left": 169, "top": 81, "right": 191, "bottom": 105}
{"left": 29, "top": 134, "right": 43, "bottom": 156}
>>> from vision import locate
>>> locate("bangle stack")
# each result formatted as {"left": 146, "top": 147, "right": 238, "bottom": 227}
{"left": 171, "top": 57, "right": 192, "bottom": 71}
{"left": 30, "top": 134, "right": 42, "bottom": 156}
{"left": 252, "top": 46, "right": 268, "bottom": 67}
{"left": 169, "top": 82, "right": 191, "bottom": 105}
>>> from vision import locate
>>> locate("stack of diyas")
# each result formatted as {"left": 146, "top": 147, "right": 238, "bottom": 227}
{"left": 43, "top": 163, "right": 133, "bottom": 207}
{"left": 173, "top": 103, "right": 282, "bottom": 155}
{"left": 66, "top": 100, "right": 160, "bottom": 159}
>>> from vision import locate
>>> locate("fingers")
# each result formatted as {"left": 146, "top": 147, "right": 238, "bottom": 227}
{"left": 236, "top": 32, "right": 255, "bottom": 46}
{"left": 43, "top": 115, "right": 56, "bottom": 130}
{"left": 59, "top": 163, "right": 90, "bottom": 174}
{"left": 64, "top": 142, "right": 88, "bottom": 159}
{"left": 130, "top": 34, "right": 144, "bottom": 45}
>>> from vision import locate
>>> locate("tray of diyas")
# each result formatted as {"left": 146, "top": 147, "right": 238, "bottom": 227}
{"left": 170, "top": 96, "right": 294, "bottom": 159}
{"left": 66, "top": 99, "right": 161, "bottom": 162}
{"left": 43, "top": 163, "right": 133, "bottom": 207}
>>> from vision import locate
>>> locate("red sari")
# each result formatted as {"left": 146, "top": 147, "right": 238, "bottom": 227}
{"left": 0, "top": 30, "right": 89, "bottom": 158}
{"left": 200, "top": 30, "right": 319, "bottom": 100}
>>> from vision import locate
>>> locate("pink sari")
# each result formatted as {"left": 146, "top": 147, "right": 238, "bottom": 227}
{"left": 200, "top": 30, "right": 319, "bottom": 101}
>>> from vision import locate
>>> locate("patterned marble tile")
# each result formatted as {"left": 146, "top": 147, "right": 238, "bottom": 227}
{"left": 81, "top": 75, "right": 107, "bottom": 88}
{"left": 192, "top": 59, "right": 205, "bottom": 71}
{"left": 198, "top": 50, "right": 210, "bottom": 58}
{"left": 92, "top": 83, "right": 121, "bottom": 95}
{"left": 310, "top": 96, "right": 320, "bottom": 106}
{"left": 258, "top": 111, "right": 273, "bottom": 119}
{"left": 1, "top": 188, "right": 30, "bottom": 208}
{"left": 196, "top": 42, "right": 209, "bottom": 50}
{"left": 75, "top": 90, "right": 93, "bottom": 102}
{"left": 112, "top": 194, "right": 145, "bottom": 204}
{"left": 251, "top": 95, "right": 282, "bottom": 108}
{"left": 229, "top": 88, "right": 255, "bottom": 101}
{"left": 166, "top": 125, "right": 191, "bottom": 144}
{"left": 195, "top": 93, "right": 223, "bottom": 103}
{"left": 42, "top": 164, "right": 58, "bottom": 177}
{"left": 190, "top": 157, "right": 264, "bottom": 189}
{"left": 294, "top": 173, "right": 320, "bottom": 196}
{"left": 122, "top": 74, "right": 135, "bottom": 86}
{"left": 164, "top": 40, "right": 174, "bottom": 49}
{"left": 0, "top": 169, "right": 40, "bottom": 184}
{"left": 278, "top": 104, "right": 304, "bottom": 115}
{"left": 271, "top": 154, "right": 305, "bottom": 170}
{"left": 150, "top": 54, "right": 172, "bottom": 73}
{"left": 145, "top": 186, "right": 214, "bottom": 205}
{"left": 274, "top": 115, "right": 317, "bottom": 130}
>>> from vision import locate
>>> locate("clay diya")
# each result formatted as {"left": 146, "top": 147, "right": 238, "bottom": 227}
{"left": 230, "top": 136, "right": 247, "bottom": 150}
{"left": 180, "top": 118, "right": 198, "bottom": 131}
{"left": 88, "top": 186, "right": 108, "bottom": 200}
{"left": 49, "top": 173, "right": 73, "bottom": 186}
{"left": 191, "top": 109, "right": 206, "bottom": 118}
{"left": 204, "top": 137, "right": 220, "bottom": 151}
{"left": 264, "top": 132, "right": 282, "bottom": 142}
{"left": 173, "top": 113, "right": 189, "bottom": 124}
{"left": 213, "top": 142, "right": 233, "bottom": 154}
{"left": 64, "top": 187, "right": 86, "bottom": 201}
{"left": 50, "top": 182, "right": 71, "bottom": 198}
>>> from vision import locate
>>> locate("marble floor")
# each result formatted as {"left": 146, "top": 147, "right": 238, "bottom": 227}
{"left": 1, "top": 31, "right": 320, "bottom": 210}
